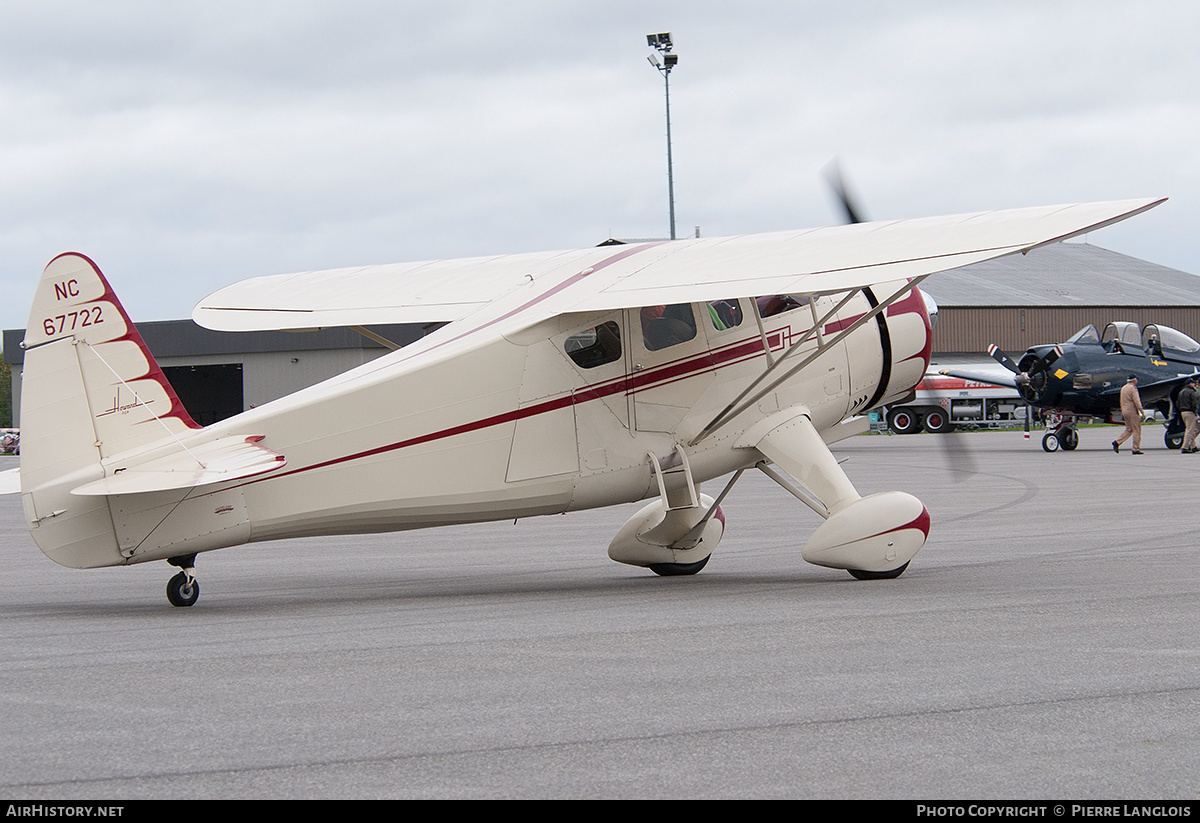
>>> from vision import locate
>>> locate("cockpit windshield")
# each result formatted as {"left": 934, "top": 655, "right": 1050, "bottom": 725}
{"left": 1143, "top": 324, "right": 1200, "bottom": 353}
{"left": 1066, "top": 324, "right": 1100, "bottom": 345}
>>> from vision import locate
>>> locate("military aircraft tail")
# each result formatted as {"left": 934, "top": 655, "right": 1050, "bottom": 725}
{"left": 17, "top": 253, "right": 200, "bottom": 569}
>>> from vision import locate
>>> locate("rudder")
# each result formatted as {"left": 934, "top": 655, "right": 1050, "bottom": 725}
{"left": 20, "top": 253, "right": 199, "bottom": 568}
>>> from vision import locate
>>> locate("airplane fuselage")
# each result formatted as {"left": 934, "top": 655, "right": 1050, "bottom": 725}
{"left": 15, "top": 199, "right": 1165, "bottom": 603}
{"left": 84, "top": 285, "right": 929, "bottom": 567}
{"left": 1019, "top": 341, "right": 1200, "bottom": 416}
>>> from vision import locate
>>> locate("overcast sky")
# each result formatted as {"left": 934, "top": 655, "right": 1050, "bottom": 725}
{"left": 2, "top": 0, "right": 1198, "bottom": 336}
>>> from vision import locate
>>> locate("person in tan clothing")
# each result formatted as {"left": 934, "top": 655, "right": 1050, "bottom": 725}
{"left": 1113, "top": 375, "right": 1145, "bottom": 454}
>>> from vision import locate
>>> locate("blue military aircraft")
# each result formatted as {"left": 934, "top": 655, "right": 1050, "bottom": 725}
{"left": 942, "top": 321, "right": 1200, "bottom": 452}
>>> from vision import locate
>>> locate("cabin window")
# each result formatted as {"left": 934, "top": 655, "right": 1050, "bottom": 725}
{"left": 707, "top": 299, "right": 743, "bottom": 331}
{"left": 756, "top": 295, "right": 803, "bottom": 318}
{"left": 564, "top": 321, "right": 622, "bottom": 369}
{"left": 641, "top": 303, "right": 697, "bottom": 351}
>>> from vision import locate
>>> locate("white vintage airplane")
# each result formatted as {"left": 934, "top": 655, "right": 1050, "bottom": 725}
{"left": 2, "top": 198, "right": 1163, "bottom": 605}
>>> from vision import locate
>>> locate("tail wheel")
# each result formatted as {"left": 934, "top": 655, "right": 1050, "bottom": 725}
{"left": 166, "top": 571, "right": 199, "bottom": 607}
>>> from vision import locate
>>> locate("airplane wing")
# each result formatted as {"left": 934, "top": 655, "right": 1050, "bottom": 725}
{"left": 193, "top": 248, "right": 619, "bottom": 331}
{"left": 193, "top": 199, "right": 1165, "bottom": 333}
{"left": 938, "top": 368, "right": 1018, "bottom": 389}
{"left": 1100, "top": 371, "right": 1200, "bottom": 398}
{"left": 70, "top": 435, "right": 286, "bottom": 496}
{"left": 0, "top": 467, "right": 18, "bottom": 495}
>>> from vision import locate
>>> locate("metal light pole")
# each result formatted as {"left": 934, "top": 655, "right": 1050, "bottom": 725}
{"left": 646, "top": 32, "right": 678, "bottom": 240}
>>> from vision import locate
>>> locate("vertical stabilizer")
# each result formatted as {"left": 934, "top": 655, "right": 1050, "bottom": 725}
{"left": 20, "top": 253, "right": 199, "bottom": 568}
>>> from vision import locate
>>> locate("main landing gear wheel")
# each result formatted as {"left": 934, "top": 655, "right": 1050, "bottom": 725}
{"left": 648, "top": 554, "right": 711, "bottom": 576}
{"left": 1043, "top": 428, "right": 1078, "bottom": 452}
{"left": 848, "top": 561, "right": 910, "bottom": 581}
{"left": 1165, "top": 424, "right": 1184, "bottom": 450}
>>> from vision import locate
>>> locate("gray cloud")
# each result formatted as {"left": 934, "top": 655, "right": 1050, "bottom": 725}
{"left": 2, "top": 0, "right": 1197, "bottom": 333}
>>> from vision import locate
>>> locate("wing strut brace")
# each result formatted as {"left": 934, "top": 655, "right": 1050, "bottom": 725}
{"left": 350, "top": 326, "right": 402, "bottom": 351}
{"left": 688, "top": 277, "right": 928, "bottom": 447}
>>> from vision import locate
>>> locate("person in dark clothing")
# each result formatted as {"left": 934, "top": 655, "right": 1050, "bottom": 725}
{"left": 1179, "top": 377, "right": 1199, "bottom": 454}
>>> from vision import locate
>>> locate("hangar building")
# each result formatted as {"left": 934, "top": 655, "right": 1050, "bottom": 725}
{"left": 922, "top": 241, "right": 1200, "bottom": 358}
{"left": 2, "top": 322, "right": 431, "bottom": 428}
{"left": 4, "top": 242, "right": 1199, "bottom": 426}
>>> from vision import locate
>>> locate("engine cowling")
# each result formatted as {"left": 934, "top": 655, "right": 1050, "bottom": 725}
{"left": 608, "top": 494, "right": 724, "bottom": 568}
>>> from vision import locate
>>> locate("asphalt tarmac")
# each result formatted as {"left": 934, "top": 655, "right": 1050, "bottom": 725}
{"left": 1, "top": 428, "right": 1198, "bottom": 800}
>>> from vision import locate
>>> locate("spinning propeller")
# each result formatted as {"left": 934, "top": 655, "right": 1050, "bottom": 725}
{"left": 823, "top": 160, "right": 867, "bottom": 225}
{"left": 824, "top": 161, "right": 977, "bottom": 479}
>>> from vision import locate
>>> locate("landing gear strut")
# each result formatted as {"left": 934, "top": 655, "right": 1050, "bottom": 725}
{"left": 166, "top": 554, "right": 199, "bottom": 607}
{"left": 755, "top": 412, "right": 927, "bottom": 580}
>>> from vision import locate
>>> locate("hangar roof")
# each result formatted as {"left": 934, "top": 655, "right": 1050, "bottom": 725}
{"left": 922, "top": 242, "right": 1200, "bottom": 307}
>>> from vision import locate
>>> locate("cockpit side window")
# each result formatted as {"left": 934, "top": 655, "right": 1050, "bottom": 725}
{"left": 707, "top": 299, "right": 743, "bottom": 331}
{"left": 1102, "top": 322, "right": 1143, "bottom": 346}
{"left": 641, "top": 303, "right": 697, "bottom": 351}
{"left": 756, "top": 295, "right": 803, "bottom": 318}
{"left": 1144, "top": 324, "right": 1200, "bottom": 353}
{"left": 564, "top": 320, "right": 622, "bottom": 368}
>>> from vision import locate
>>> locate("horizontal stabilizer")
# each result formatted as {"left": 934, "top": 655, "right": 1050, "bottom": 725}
{"left": 71, "top": 436, "right": 285, "bottom": 496}
{"left": 0, "top": 468, "right": 19, "bottom": 495}
{"left": 939, "top": 368, "right": 1018, "bottom": 389}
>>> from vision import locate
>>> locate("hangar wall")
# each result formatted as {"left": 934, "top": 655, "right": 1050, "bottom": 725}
{"left": 931, "top": 306, "right": 1200, "bottom": 355}
{"left": 1, "top": 322, "right": 428, "bottom": 428}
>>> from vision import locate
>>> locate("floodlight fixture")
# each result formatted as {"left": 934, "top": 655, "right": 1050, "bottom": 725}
{"left": 644, "top": 32, "right": 679, "bottom": 240}
{"left": 646, "top": 32, "right": 673, "bottom": 50}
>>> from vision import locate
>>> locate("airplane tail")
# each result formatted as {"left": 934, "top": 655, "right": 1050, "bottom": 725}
{"left": 19, "top": 253, "right": 200, "bottom": 569}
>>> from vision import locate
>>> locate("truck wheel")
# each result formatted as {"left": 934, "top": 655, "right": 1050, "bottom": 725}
{"left": 888, "top": 408, "right": 920, "bottom": 435}
{"left": 922, "top": 409, "right": 952, "bottom": 434}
